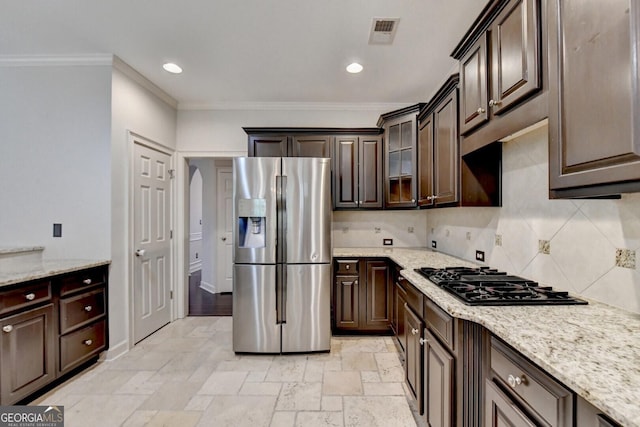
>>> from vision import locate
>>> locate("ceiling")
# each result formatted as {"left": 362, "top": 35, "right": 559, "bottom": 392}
{"left": 0, "top": 0, "right": 488, "bottom": 109}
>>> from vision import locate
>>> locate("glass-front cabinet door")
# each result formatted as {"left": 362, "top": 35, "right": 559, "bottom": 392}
{"left": 378, "top": 104, "right": 423, "bottom": 208}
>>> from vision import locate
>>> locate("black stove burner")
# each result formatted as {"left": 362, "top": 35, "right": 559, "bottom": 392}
{"left": 414, "top": 267, "right": 587, "bottom": 306}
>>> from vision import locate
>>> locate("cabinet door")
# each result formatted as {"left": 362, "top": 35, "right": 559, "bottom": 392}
{"left": 364, "top": 260, "right": 390, "bottom": 330}
{"left": 333, "top": 137, "right": 359, "bottom": 209}
{"left": 434, "top": 89, "right": 459, "bottom": 206}
{"left": 404, "top": 304, "right": 423, "bottom": 412}
{"left": 548, "top": 0, "right": 640, "bottom": 195}
{"left": 485, "top": 380, "right": 536, "bottom": 427}
{"left": 0, "top": 304, "right": 55, "bottom": 405}
{"left": 334, "top": 275, "right": 360, "bottom": 330}
{"left": 459, "top": 33, "right": 488, "bottom": 134}
{"left": 418, "top": 115, "right": 435, "bottom": 206}
{"left": 359, "top": 136, "right": 383, "bottom": 208}
{"left": 386, "top": 119, "right": 417, "bottom": 207}
{"left": 423, "top": 329, "right": 454, "bottom": 427}
{"left": 291, "top": 135, "right": 331, "bottom": 158}
{"left": 394, "top": 283, "right": 408, "bottom": 352}
{"left": 490, "top": 0, "right": 541, "bottom": 115}
{"left": 248, "top": 135, "right": 289, "bottom": 157}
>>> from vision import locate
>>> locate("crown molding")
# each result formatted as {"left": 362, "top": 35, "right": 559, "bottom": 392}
{"left": 178, "top": 101, "right": 410, "bottom": 112}
{"left": 112, "top": 56, "right": 178, "bottom": 109}
{"left": 0, "top": 54, "right": 113, "bottom": 67}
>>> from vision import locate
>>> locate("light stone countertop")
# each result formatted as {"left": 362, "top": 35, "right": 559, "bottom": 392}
{"left": 0, "top": 259, "right": 111, "bottom": 288}
{"left": 334, "top": 247, "right": 640, "bottom": 427}
{"left": 0, "top": 246, "right": 44, "bottom": 255}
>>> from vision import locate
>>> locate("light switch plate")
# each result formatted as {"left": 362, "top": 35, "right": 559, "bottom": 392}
{"left": 475, "top": 250, "right": 485, "bottom": 262}
{"left": 383, "top": 238, "right": 393, "bottom": 246}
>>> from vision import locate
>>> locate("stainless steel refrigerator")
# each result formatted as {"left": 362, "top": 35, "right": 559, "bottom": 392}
{"left": 232, "top": 157, "right": 332, "bottom": 353}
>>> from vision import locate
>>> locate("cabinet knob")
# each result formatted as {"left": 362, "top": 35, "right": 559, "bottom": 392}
{"left": 477, "top": 107, "right": 486, "bottom": 114}
{"left": 83, "top": 339, "right": 93, "bottom": 346}
{"left": 345, "top": 265, "right": 350, "bottom": 270}
{"left": 426, "top": 196, "right": 432, "bottom": 201}
{"left": 507, "top": 374, "right": 524, "bottom": 388}
{"left": 25, "top": 293, "right": 36, "bottom": 301}
{"left": 83, "top": 278, "right": 92, "bottom": 285}
{"left": 419, "top": 338, "right": 428, "bottom": 345}
{"left": 84, "top": 305, "right": 93, "bottom": 312}
{"left": 411, "top": 328, "right": 419, "bottom": 335}
{"left": 2, "top": 325, "right": 13, "bottom": 333}
{"left": 489, "top": 99, "right": 502, "bottom": 108}
{"left": 411, "top": 199, "right": 416, "bottom": 203}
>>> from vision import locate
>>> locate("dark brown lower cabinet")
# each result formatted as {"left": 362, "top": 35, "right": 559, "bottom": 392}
{"left": 0, "top": 265, "right": 108, "bottom": 405}
{"left": 392, "top": 280, "right": 408, "bottom": 353}
{"left": 404, "top": 303, "right": 424, "bottom": 410}
{"left": 0, "top": 304, "right": 55, "bottom": 404}
{"left": 333, "top": 258, "right": 391, "bottom": 334}
{"left": 485, "top": 380, "right": 536, "bottom": 427}
{"left": 423, "top": 329, "right": 454, "bottom": 427}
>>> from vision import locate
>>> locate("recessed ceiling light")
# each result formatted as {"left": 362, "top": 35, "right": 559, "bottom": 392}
{"left": 346, "top": 62, "right": 363, "bottom": 74}
{"left": 163, "top": 62, "right": 183, "bottom": 74}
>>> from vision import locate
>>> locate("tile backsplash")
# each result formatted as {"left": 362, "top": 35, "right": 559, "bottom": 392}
{"left": 332, "top": 210, "right": 427, "bottom": 248}
{"left": 427, "top": 125, "right": 640, "bottom": 314}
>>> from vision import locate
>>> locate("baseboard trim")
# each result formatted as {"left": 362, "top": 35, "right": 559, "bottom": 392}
{"left": 103, "top": 339, "right": 129, "bottom": 361}
{"left": 199, "top": 281, "right": 216, "bottom": 294}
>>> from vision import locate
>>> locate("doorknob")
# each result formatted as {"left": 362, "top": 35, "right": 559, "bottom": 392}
{"left": 221, "top": 237, "right": 227, "bottom": 241}
{"left": 135, "top": 249, "right": 145, "bottom": 257}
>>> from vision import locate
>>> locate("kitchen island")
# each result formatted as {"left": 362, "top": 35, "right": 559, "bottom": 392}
{"left": 334, "top": 247, "right": 640, "bottom": 427}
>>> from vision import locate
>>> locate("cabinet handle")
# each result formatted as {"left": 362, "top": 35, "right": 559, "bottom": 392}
{"left": 2, "top": 325, "right": 13, "bottom": 333}
{"left": 476, "top": 107, "right": 486, "bottom": 114}
{"left": 489, "top": 99, "right": 502, "bottom": 108}
{"left": 419, "top": 338, "right": 428, "bottom": 345}
{"left": 507, "top": 374, "right": 524, "bottom": 388}
{"left": 84, "top": 305, "right": 93, "bottom": 312}
{"left": 25, "top": 293, "right": 36, "bottom": 301}
{"left": 411, "top": 328, "right": 419, "bottom": 335}
{"left": 83, "top": 339, "right": 93, "bottom": 346}
{"left": 83, "top": 279, "right": 92, "bottom": 285}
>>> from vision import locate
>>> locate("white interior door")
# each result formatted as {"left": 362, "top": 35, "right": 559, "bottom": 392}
{"left": 133, "top": 141, "right": 172, "bottom": 343}
{"left": 216, "top": 168, "right": 233, "bottom": 293}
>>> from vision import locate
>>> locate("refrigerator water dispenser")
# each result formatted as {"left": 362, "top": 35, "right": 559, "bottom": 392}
{"left": 237, "top": 198, "right": 266, "bottom": 248}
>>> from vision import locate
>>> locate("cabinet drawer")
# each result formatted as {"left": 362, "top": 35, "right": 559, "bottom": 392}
{"left": 59, "top": 288, "right": 106, "bottom": 334}
{"left": 490, "top": 337, "right": 573, "bottom": 425}
{"left": 425, "top": 298, "right": 454, "bottom": 351}
{"left": 60, "top": 320, "right": 106, "bottom": 373}
{"left": 402, "top": 279, "right": 424, "bottom": 318}
{"left": 335, "top": 260, "right": 358, "bottom": 275}
{"left": 59, "top": 266, "right": 107, "bottom": 296}
{"left": 0, "top": 281, "right": 51, "bottom": 316}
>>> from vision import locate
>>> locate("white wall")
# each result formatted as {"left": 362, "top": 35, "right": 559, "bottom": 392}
{"left": 188, "top": 166, "right": 203, "bottom": 273}
{"left": 177, "top": 107, "right": 389, "bottom": 153}
{"left": 110, "top": 60, "right": 178, "bottom": 358}
{"left": 0, "top": 64, "right": 112, "bottom": 259}
{"left": 427, "top": 125, "right": 640, "bottom": 314}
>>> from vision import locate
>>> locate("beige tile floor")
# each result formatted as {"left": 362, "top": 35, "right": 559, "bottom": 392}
{"left": 32, "top": 317, "right": 425, "bottom": 427}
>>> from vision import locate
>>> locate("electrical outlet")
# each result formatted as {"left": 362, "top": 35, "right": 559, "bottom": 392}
{"left": 383, "top": 238, "right": 393, "bottom": 246}
{"left": 407, "top": 226, "right": 414, "bottom": 233}
{"left": 374, "top": 227, "right": 381, "bottom": 234}
{"left": 53, "top": 223, "right": 62, "bottom": 237}
{"left": 431, "top": 240, "right": 437, "bottom": 249}
{"left": 466, "top": 232, "right": 472, "bottom": 241}
{"left": 475, "top": 250, "right": 485, "bottom": 262}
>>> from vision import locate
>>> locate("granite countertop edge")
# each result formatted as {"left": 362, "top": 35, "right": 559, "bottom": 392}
{"left": 333, "top": 247, "right": 640, "bottom": 427}
{"left": 0, "top": 259, "right": 111, "bottom": 287}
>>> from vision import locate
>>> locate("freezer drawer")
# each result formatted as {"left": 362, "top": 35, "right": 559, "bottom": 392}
{"left": 233, "top": 264, "right": 280, "bottom": 353}
{"left": 281, "top": 263, "right": 331, "bottom": 353}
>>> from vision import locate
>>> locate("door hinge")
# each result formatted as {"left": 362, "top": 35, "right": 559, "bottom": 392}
{"left": 170, "top": 230, "right": 173, "bottom": 239}
{"left": 168, "top": 169, "right": 175, "bottom": 179}
{"left": 170, "top": 290, "right": 173, "bottom": 300}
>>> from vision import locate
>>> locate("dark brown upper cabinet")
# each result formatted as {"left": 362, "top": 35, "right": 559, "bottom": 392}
{"left": 418, "top": 75, "right": 460, "bottom": 208}
{"left": 548, "top": 0, "right": 640, "bottom": 198}
{"left": 333, "top": 134, "right": 383, "bottom": 209}
{"left": 453, "top": 0, "right": 546, "bottom": 155}
{"left": 378, "top": 104, "right": 425, "bottom": 208}
{"left": 245, "top": 129, "right": 331, "bottom": 157}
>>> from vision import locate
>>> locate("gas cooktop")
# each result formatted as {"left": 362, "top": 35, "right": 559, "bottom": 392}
{"left": 415, "top": 266, "right": 587, "bottom": 306}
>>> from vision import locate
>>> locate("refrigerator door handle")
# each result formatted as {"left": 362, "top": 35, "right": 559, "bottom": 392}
{"left": 281, "top": 266, "right": 287, "bottom": 324}
{"left": 281, "top": 175, "right": 287, "bottom": 262}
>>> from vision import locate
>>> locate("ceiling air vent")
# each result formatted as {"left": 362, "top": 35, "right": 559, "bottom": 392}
{"left": 369, "top": 18, "right": 400, "bottom": 45}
